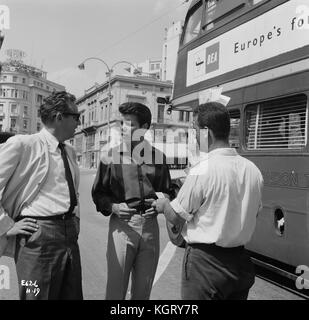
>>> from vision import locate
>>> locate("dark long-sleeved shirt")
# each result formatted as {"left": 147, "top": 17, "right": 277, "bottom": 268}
{"left": 92, "top": 141, "right": 175, "bottom": 216}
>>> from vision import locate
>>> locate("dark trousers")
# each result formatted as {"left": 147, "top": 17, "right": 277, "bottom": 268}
{"left": 14, "top": 216, "right": 83, "bottom": 300}
{"left": 181, "top": 243, "right": 255, "bottom": 300}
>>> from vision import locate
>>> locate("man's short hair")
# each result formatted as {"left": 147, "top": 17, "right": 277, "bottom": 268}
{"left": 39, "top": 91, "right": 76, "bottom": 124}
{"left": 195, "top": 102, "right": 230, "bottom": 140}
{"left": 119, "top": 102, "right": 152, "bottom": 129}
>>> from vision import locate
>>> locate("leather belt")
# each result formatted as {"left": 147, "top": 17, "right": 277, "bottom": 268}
{"left": 189, "top": 243, "right": 245, "bottom": 251}
{"left": 133, "top": 210, "right": 145, "bottom": 216}
{"left": 17, "top": 212, "right": 76, "bottom": 221}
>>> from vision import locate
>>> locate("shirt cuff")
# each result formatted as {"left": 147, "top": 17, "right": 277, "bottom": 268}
{"left": 170, "top": 198, "right": 193, "bottom": 222}
{"left": 0, "top": 212, "right": 15, "bottom": 237}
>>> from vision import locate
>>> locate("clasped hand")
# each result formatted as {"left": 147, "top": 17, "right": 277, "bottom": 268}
{"left": 112, "top": 200, "right": 159, "bottom": 219}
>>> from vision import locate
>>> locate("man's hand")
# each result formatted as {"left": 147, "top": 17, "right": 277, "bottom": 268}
{"left": 112, "top": 203, "right": 136, "bottom": 219}
{"left": 143, "top": 199, "right": 158, "bottom": 218}
{"left": 6, "top": 218, "right": 39, "bottom": 237}
{"left": 151, "top": 198, "right": 170, "bottom": 214}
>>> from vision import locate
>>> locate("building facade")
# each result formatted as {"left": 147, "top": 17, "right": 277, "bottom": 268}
{"left": 0, "top": 52, "right": 65, "bottom": 134}
{"left": 162, "top": 21, "right": 183, "bottom": 82}
{"left": 126, "top": 58, "right": 162, "bottom": 80}
{"left": 74, "top": 75, "right": 191, "bottom": 168}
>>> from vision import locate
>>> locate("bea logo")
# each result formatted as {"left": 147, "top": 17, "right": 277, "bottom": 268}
{"left": 205, "top": 42, "right": 220, "bottom": 74}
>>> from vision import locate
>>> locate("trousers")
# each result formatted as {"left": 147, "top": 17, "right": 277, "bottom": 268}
{"left": 105, "top": 213, "right": 160, "bottom": 300}
{"left": 181, "top": 243, "right": 255, "bottom": 300}
{"left": 14, "top": 216, "right": 83, "bottom": 300}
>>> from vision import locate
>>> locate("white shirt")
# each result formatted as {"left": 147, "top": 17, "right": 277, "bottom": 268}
{"left": 21, "top": 128, "right": 75, "bottom": 217}
{"left": 170, "top": 148, "right": 263, "bottom": 247}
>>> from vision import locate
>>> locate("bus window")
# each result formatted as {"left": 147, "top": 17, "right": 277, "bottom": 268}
{"left": 245, "top": 94, "right": 307, "bottom": 150}
{"left": 229, "top": 109, "right": 240, "bottom": 150}
{"left": 182, "top": 1, "right": 203, "bottom": 45}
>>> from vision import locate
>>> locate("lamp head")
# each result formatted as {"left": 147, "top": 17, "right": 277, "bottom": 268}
{"left": 78, "top": 63, "right": 85, "bottom": 70}
{"left": 167, "top": 106, "right": 172, "bottom": 115}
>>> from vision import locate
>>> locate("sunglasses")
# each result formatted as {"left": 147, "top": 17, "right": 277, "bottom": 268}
{"left": 62, "top": 112, "right": 81, "bottom": 121}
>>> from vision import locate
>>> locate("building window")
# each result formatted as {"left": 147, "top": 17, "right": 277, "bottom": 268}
{"left": 134, "top": 84, "right": 139, "bottom": 89}
{"left": 185, "top": 111, "right": 190, "bottom": 122}
{"left": 2, "top": 76, "right": 7, "bottom": 81}
{"left": 160, "top": 88, "right": 164, "bottom": 92}
{"left": 156, "top": 63, "right": 160, "bottom": 69}
{"left": 22, "top": 78, "right": 26, "bottom": 84}
{"left": 179, "top": 132, "right": 188, "bottom": 143}
{"left": 37, "top": 122, "right": 41, "bottom": 132}
{"left": 23, "top": 119, "right": 28, "bottom": 130}
{"left": 11, "top": 104, "right": 17, "bottom": 114}
{"left": 23, "top": 106, "right": 28, "bottom": 116}
{"left": 150, "top": 64, "right": 155, "bottom": 71}
{"left": 81, "top": 115, "right": 85, "bottom": 125}
{"left": 36, "top": 94, "right": 43, "bottom": 104}
{"left": 13, "top": 76, "right": 18, "bottom": 83}
{"left": 179, "top": 111, "right": 184, "bottom": 122}
{"left": 11, "top": 118, "right": 17, "bottom": 128}
{"left": 37, "top": 108, "right": 40, "bottom": 118}
{"left": 157, "top": 104, "right": 165, "bottom": 124}
{"left": 46, "top": 85, "right": 49, "bottom": 90}
{"left": 0, "top": 104, "right": 4, "bottom": 113}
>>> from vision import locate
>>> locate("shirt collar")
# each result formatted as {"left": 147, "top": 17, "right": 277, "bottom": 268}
{"left": 41, "top": 127, "right": 60, "bottom": 152}
{"left": 208, "top": 148, "right": 238, "bottom": 158}
{"left": 188, "top": 148, "right": 238, "bottom": 173}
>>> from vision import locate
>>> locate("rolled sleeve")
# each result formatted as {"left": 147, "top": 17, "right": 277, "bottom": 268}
{"left": 171, "top": 171, "right": 206, "bottom": 221}
{"left": 170, "top": 198, "right": 193, "bottom": 222}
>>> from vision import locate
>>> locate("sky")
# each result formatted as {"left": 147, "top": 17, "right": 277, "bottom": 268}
{"left": 0, "top": 0, "right": 190, "bottom": 98}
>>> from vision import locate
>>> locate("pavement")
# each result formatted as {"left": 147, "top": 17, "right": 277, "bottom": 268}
{"left": 0, "top": 169, "right": 304, "bottom": 300}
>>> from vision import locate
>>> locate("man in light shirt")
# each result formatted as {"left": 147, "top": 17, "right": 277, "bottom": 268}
{"left": 0, "top": 91, "right": 82, "bottom": 300}
{"left": 153, "top": 102, "right": 263, "bottom": 300}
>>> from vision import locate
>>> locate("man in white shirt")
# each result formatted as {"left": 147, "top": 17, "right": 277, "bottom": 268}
{"left": 0, "top": 91, "right": 82, "bottom": 300}
{"left": 153, "top": 102, "right": 263, "bottom": 300}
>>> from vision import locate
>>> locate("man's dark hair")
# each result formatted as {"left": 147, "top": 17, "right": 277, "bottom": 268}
{"left": 39, "top": 91, "right": 76, "bottom": 124}
{"left": 0, "top": 132, "right": 14, "bottom": 144}
{"left": 194, "top": 102, "right": 230, "bottom": 140}
{"left": 119, "top": 102, "right": 152, "bottom": 129}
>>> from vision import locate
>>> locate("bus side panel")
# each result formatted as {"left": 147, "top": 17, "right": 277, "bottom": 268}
{"left": 244, "top": 155, "right": 309, "bottom": 267}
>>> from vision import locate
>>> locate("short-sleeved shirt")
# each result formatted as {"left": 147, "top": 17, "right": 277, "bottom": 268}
{"left": 170, "top": 148, "right": 263, "bottom": 247}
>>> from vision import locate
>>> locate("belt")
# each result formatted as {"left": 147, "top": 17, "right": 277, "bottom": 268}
{"left": 189, "top": 243, "right": 245, "bottom": 252}
{"left": 17, "top": 212, "right": 76, "bottom": 221}
{"left": 133, "top": 210, "right": 145, "bottom": 216}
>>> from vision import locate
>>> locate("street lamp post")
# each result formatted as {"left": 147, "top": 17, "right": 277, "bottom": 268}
{"left": 78, "top": 58, "right": 138, "bottom": 144}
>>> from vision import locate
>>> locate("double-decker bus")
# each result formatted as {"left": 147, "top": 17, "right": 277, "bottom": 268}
{"left": 169, "top": 0, "right": 309, "bottom": 278}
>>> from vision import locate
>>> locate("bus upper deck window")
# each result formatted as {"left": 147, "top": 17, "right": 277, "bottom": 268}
{"left": 182, "top": 2, "right": 203, "bottom": 45}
